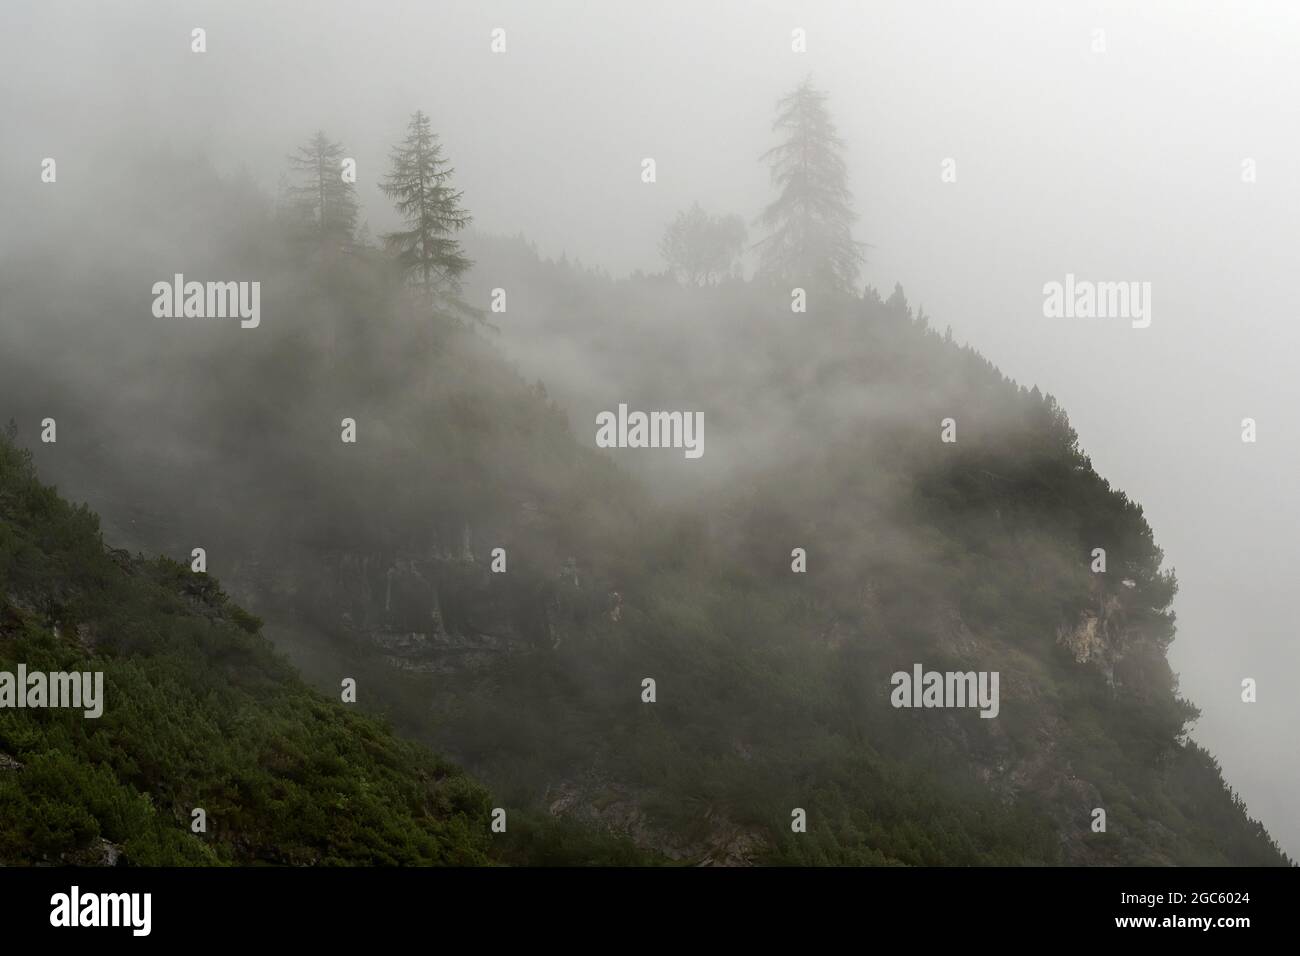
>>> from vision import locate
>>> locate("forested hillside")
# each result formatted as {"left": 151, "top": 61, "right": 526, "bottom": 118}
{"left": 0, "top": 69, "right": 1289, "bottom": 864}
{"left": 0, "top": 427, "right": 495, "bottom": 864}
{"left": 0, "top": 427, "right": 656, "bottom": 866}
{"left": 0, "top": 167, "right": 1286, "bottom": 863}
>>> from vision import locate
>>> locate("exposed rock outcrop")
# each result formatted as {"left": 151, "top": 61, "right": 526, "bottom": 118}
{"left": 1056, "top": 585, "right": 1129, "bottom": 687}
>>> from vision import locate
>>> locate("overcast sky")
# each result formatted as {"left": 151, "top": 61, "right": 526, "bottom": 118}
{"left": 2, "top": 0, "right": 1296, "bottom": 856}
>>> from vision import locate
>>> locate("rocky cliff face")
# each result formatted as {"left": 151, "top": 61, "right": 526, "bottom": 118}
{"left": 1056, "top": 581, "right": 1136, "bottom": 688}
{"left": 204, "top": 525, "right": 1259, "bottom": 867}
{"left": 221, "top": 522, "right": 597, "bottom": 677}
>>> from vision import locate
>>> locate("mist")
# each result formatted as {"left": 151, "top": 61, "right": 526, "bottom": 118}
{"left": 1, "top": 0, "right": 1296, "bottom": 862}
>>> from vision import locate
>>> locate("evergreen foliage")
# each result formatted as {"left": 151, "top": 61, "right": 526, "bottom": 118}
{"left": 286, "top": 130, "right": 359, "bottom": 251}
{"left": 379, "top": 110, "right": 473, "bottom": 312}
{"left": 755, "top": 78, "right": 866, "bottom": 292}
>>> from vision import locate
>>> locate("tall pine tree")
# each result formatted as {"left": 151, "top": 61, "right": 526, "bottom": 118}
{"left": 754, "top": 79, "right": 865, "bottom": 293}
{"left": 380, "top": 111, "right": 472, "bottom": 308}
{"left": 287, "top": 130, "right": 359, "bottom": 251}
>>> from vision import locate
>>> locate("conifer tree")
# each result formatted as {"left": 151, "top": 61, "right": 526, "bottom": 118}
{"left": 754, "top": 79, "right": 865, "bottom": 293}
{"left": 287, "top": 130, "right": 359, "bottom": 250}
{"left": 379, "top": 111, "right": 473, "bottom": 306}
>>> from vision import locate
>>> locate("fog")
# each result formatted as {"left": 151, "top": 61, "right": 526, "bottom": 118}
{"left": 1, "top": 0, "right": 1296, "bottom": 858}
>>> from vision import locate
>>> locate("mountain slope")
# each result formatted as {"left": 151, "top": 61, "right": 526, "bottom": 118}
{"left": 0, "top": 160, "right": 1287, "bottom": 865}
{"left": 0, "top": 428, "right": 493, "bottom": 865}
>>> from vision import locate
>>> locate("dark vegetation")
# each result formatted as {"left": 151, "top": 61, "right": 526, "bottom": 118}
{"left": 0, "top": 428, "right": 490, "bottom": 864}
